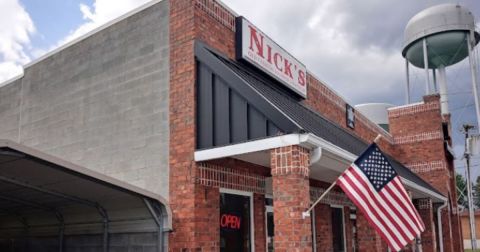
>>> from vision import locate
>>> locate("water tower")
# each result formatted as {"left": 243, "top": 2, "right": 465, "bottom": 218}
{"left": 403, "top": 4, "right": 480, "bottom": 250}
{"left": 402, "top": 3, "right": 479, "bottom": 118}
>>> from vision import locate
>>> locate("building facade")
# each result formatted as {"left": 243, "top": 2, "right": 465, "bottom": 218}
{"left": 0, "top": 0, "right": 463, "bottom": 251}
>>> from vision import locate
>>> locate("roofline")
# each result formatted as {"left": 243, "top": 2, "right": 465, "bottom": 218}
{"left": 194, "top": 133, "right": 447, "bottom": 202}
{"left": 24, "top": 0, "right": 166, "bottom": 69}
{"left": 0, "top": 139, "right": 172, "bottom": 230}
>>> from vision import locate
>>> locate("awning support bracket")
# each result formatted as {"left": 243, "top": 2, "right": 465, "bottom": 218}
{"left": 0, "top": 175, "right": 110, "bottom": 251}
{"left": 144, "top": 198, "right": 165, "bottom": 252}
{"left": 0, "top": 194, "right": 65, "bottom": 251}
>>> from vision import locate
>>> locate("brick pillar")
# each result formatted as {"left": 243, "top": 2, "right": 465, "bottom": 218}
{"left": 356, "top": 211, "right": 383, "bottom": 251}
{"left": 314, "top": 204, "right": 332, "bottom": 251}
{"left": 343, "top": 206, "right": 354, "bottom": 252}
{"left": 254, "top": 193, "right": 266, "bottom": 252}
{"left": 416, "top": 199, "right": 437, "bottom": 252}
{"left": 271, "top": 145, "right": 312, "bottom": 251}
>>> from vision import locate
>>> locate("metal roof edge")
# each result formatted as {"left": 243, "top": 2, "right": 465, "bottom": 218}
{"left": 0, "top": 139, "right": 172, "bottom": 230}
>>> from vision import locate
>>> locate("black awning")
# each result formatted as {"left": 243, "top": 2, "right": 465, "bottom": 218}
{"left": 195, "top": 41, "right": 444, "bottom": 198}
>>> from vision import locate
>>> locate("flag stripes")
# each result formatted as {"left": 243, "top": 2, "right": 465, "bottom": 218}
{"left": 338, "top": 164, "right": 425, "bottom": 251}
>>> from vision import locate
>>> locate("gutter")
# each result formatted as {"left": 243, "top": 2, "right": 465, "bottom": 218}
{"left": 437, "top": 201, "right": 448, "bottom": 252}
{"left": 194, "top": 133, "right": 446, "bottom": 202}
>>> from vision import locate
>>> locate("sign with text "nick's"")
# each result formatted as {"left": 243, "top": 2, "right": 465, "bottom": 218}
{"left": 235, "top": 17, "right": 307, "bottom": 98}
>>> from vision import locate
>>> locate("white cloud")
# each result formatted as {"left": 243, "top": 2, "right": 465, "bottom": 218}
{"left": 0, "top": 0, "right": 35, "bottom": 84}
{"left": 52, "top": 0, "right": 151, "bottom": 49}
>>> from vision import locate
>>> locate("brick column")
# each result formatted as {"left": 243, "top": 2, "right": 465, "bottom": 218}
{"left": 254, "top": 193, "right": 267, "bottom": 252}
{"left": 314, "top": 204, "right": 333, "bottom": 251}
{"left": 416, "top": 199, "right": 437, "bottom": 252}
{"left": 356, "top": 211, "right": 384, "bottom": 251}
{"left": 271, "top": 145, "right": 312, "bottom": 251}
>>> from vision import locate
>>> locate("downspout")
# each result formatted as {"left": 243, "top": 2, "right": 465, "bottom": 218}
{"left": 310, "top": 147, "right": 322, "bottom": 164}
{"left": 437, "top": 201, "right": 448, "bottom": 252}
{"left": 309, "top": 147, "right": 322, "bottom": 252}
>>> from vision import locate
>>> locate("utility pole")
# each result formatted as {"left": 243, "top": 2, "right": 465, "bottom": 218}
{"left": 464, "top": 124, "right": 477, "bottom": 250}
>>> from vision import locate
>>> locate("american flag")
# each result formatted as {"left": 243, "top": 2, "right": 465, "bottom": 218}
{"left": 337, "top": 143, "right": 425, "bottom": 251}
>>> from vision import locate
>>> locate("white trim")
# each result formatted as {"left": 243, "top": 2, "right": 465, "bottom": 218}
{"left": 196, "top": 133, "right": 446, "bottom": 202}
{"left": 24, "top": 0, "right": 165, "bottom": 68}
{"left": 300, "top": 134, "right": 357, "bottom": 161}
{"left": 219, "top": 188, "right": 255, "bottom": 252}
{"left": 195, "top": 134, "right": 303, "bottom": 161}
{"left": 0, "top": 72, "right": 24, "bottom": 88}
{"left": 402, "top": 178, "right": 447, "bottom": 202}
{"left": 387, "top": 102, "right": 424, "bottom": 110}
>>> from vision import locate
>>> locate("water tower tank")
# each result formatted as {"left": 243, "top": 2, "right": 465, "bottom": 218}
{"left": 402, "top": 4, "right": 479, "bottom": 68}
{"left": 355, "top": 103, "right": 394, "bottom": 131}
{"left": 402, "top": 4, "right": 479, "bottom": 115}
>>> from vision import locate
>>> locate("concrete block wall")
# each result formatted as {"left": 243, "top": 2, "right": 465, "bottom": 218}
{"left": 0, "top": 1, "right": 170, "bottom": 199}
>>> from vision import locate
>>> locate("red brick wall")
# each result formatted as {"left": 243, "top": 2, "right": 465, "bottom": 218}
{"left": 253, "top": 193, "right": 267, "bottom": 252}
{"left": 388, "top": 95, "right": 462, "bottom": 251}
{"left": 314, "top": 204, "right": 333, "bottom": 251}
{"left": 168, "top": 0, "right": 461, "bottom": 251}
{"left": 356, "top": 211, "right": 385, "bottom": 251}
{"left": 271, "top": 145, "right": 312, "bottom": 251}
{"left": 344, "top": 206, "right": 354, "bottom": 252}
{"left": 416, "top": 199, "right": 437, "bottom": 252}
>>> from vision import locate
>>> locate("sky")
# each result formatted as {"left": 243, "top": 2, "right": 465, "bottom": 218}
{"left": 0, "top": 0, "right": 479, "bottom": 179}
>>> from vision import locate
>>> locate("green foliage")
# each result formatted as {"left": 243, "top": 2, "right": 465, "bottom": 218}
{"left": 456, "top": 173, "right": 468, "bottom": 208}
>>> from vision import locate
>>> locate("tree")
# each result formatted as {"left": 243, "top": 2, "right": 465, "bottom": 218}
{"left": 475, "top": 176, "right": 480, "bottom": 209}
{"left": 456, "top": 173, "right": 468, "bottom": 208}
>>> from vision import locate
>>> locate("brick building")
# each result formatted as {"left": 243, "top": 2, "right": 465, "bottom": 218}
{"left": 0, "top": 0, "right": 463, "bottom": 251}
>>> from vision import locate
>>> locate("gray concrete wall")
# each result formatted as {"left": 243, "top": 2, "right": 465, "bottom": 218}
{"left": 0, "top": 1, "right": 170, "bottom": 199}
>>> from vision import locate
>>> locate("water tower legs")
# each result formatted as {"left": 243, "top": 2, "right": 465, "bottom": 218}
{"left": 467, "top": 32, "right": 480, "bottom": 130}
{"left": 423, "top": 38, "right": 431, "bottom": 95}
{"left": 405, "top": 59, "right": 411, "bottom": 104}
{"left": 437, "top": 66, "right": 448, "bottom": 114}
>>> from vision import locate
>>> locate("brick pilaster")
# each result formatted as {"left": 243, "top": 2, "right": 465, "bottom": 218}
{"left": 314, "top": 204, "right": 333, "bottom": 251}
{"left": 356, "top": 211, "right": 384, "bottom": 251}
{"left": 271, "top": 145, "right": 312, "bottom": 251}
{"left": 416, "top": 199, "right": 437, "bottom": 252}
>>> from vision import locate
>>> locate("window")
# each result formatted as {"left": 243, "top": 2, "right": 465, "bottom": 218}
{"left": 220, "top": 190, "right": 253, "bottom": 252}
{"left": 346, "top": 104, "right": 355, "bottom": 129}
{"left": 331, "top": 207, "right": 346, "bottom": 252}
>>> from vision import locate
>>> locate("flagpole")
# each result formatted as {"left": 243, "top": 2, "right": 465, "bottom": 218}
{"left": 302, "top": 179, "right": 337, "bottom": 219}
{"left": 303, "top": 134, "right": 384, "bottom": 219}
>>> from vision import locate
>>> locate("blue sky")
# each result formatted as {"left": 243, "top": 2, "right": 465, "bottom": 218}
{"left": 0, "top": 0, "right": 480, "bottom": 180}
{"left": 21, "top": 0, "right": 93, "bottom": 51}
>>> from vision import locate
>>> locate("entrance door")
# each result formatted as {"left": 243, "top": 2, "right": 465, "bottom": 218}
{"left": 220, "top": 190, "right": 253, "bottom": 252}
{"left": 331, "top": 206, "right": 346, "bottom": 252}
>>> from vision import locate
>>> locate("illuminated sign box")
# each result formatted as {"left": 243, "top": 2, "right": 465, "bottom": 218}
{"left": 236, "top": 17, "right": 308, "bottom": 98}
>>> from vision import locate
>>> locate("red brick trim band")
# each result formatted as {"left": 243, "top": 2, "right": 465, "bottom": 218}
{"left": 271, "top": 145, "right": 310, "bottom": 177}
{"left": 393, "top": 131, "right": 443, "bottom": 144}
{"left": 405, "top": 160, "right": 448, "bottom": 174}
{"left": 196, "top": 163, "right": 266, "bottom": 194}
{"left": 195, "top": 0, "right": 236, "bottom": 31}
{"left": 417, "top": 198, "right": 433, "bottom": 210}
{"left": 310, "top": 186, "right": 355, "bottom": 208}
{"left": 388, "top": 102, "right": 440, "bottom": 118}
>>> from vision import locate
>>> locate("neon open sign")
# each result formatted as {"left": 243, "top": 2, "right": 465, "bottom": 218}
{"left": 220, "top": 214, "right": 241, "bottom": 230}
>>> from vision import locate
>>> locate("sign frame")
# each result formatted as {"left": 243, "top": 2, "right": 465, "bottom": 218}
{"left": 235, "top": 16, "right": 307, "bottom": 98}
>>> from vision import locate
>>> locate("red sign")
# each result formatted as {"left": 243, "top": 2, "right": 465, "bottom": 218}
{"left": 220, "top": 214, "right": 241, "bottom": 230}
{"left": 236, "top": 17, "right": 307, "bottom": 98}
